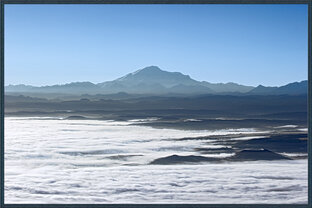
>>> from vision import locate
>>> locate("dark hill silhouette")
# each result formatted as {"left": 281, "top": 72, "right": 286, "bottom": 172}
{"left": 229, "top": 149, "right": 291, "bottom": 161}
{"left": 149, "top": 149, "right": 291, "bottom": 165}
{"left": 150, "top": 154, "right": 219, "bottom": 164}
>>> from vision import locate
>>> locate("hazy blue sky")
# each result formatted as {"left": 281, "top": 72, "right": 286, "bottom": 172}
{"left": 5, "top": 4, "right": 308, "bottom": 87}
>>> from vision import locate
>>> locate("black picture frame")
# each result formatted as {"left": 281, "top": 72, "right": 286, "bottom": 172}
{"left": 0, "top": 1, "right": 311, "bottom": 207}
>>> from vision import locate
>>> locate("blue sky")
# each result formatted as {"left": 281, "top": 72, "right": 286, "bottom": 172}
{"left": 5, "top": 4, "right": 308, "bottom": 87}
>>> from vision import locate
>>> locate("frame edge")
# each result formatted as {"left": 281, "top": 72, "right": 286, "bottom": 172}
{"left": 308, "top": 0, "right": 312, "bottom": 208}
{"left": 0, "top": 0, "right": 4, "bottom": 207}
{"left": 0, "top": 1, "right": 310, "bottom": 208}
{"left": 1, "top": 0, "right": 310, "bottom": 4}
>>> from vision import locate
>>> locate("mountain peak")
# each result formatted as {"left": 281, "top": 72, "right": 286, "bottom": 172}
{"left": 137, "top": 66, "right": 161, "bottom": 71}
{"left": 257, "top": 85, "right": 265, "bottom": 88}
{"left": 115, "top": 66, "right": 163, "bottom": 82}
{"left": 132, "top": 66, "right": 163, "bottom": 75}
{"left": 108, "top": 66, "right": 199, "bottom": 89}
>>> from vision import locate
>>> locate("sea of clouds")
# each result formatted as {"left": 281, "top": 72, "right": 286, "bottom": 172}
{"left": 4, "top": 117, "right": 308, "bottom": 204}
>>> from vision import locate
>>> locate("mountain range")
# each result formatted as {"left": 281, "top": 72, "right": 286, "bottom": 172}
{"left": 5, "top": 66, "right": 307, "bottom": 96}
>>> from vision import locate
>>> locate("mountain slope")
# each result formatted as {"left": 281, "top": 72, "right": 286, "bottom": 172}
{"left": 97, "top": 66, "right": 252, "bottom": 94}
{"left": 201, "top": 81, "right": 254, "bottom": 93}
{"left": 248, "top": 81, "right": 307, "bottom": 95}
{"left": 98, "top": 66, "right": 200, "bottom": 88}
{"left": 6, "top": 82, "right": 102, "bottom": 94}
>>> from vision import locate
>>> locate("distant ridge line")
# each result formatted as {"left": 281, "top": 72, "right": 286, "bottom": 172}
{"left": 5, "top": 66, "right": 307, "bottom": 96}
